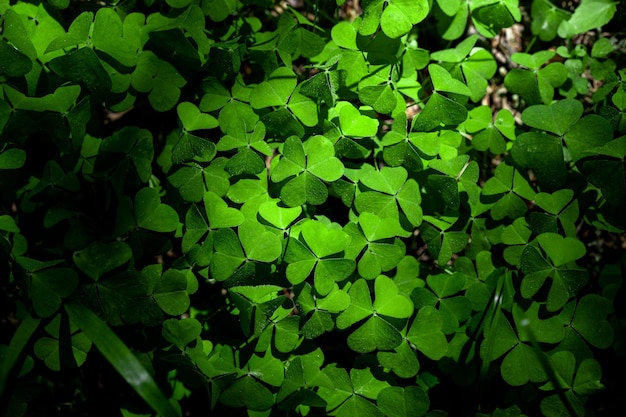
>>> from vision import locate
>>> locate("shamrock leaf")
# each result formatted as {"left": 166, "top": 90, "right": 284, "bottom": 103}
{"left": 412, "top": 272, "right": 472, "bottom": 333}
{"left": 563, "top": 115, "right": 614, "bottom": 162}
{"left": 34, "top": 314, "right": 91, "bottom": 371}
{"left": 271, "top": 136, "right": 344, "bottom": 207}
{"left": 377, "top": 386, "right": 429, "bottom": 417}
{"left": 413, "top": 92, "right": 468, "bottom": 131}
{"left": 0, "top": 39, "right": 33, "bottom": 77}
{"left": 344, "top": 216, "right": 406, "bottom": 279}
{"left": 537, "top": 232, "right": 586, "bottom": 267}
{"left": 355, "top": 166, "right": 423, "bottom": 227}
{"left": 21, "top": 260, "right": 79, "bottom": 318}
{"left": 520, "top": 237, "right": 589, "bottom": 311}
{"left": 471, "top": 0, "right": 520, "bottom": 38}
{"left": 162, "top": 317, "right": 202, "bottom": 350}
{"left": 302, "top": 220, "right": 351, "bottom": 259}
{"left": 258, "top": 200, "right": 302, "bottom": 230}
{"left": 219, "top": 374, "right": 276, "bottom": 411}
{"left": 91, "top": 7, "right": 139, "bottom": 67}
{"left": 0, "top": 148, "right": 25, "bottom": 170}
{"left": 336, "top": 278, "right": 374, "bottom": 329}
{"left": 465, "top": 106, "right": 515, "bottom": 154}
{"left": 177, "top": 102, "right": 218, "bottom": 131}
{"left": 539, "top": 352, "right": 603, "bottom": 417}
{"left": 360, "top": 0, "right": 430, "bottom": 39}
{"left": 429, "top": 63, "right": 472, "bottom": 96}
{"left": 531, "top": 0, "right": 570, "bottom": 41}
{"left": 376, "top": 341, "right": 420, "bottom": 379}
{"left": 373, "top": 275, "right": 414, "bottom": 318}
{"left": 238, "top": 219, "right": 282, "bottom": 263}
{"left": 285, "top": 220, "right": 355, "bottom": 294}
{"left": 229, "top": 285, "right": 285, "bottom": 337}
{"left": 337, "top": 277, "right": 411, "bottom": 353}
{"left": 504, "top": 51, "right": 567, "bottom": 104}
{"left": 250, "top": 67, "right": 297, "bottom": 108}
{"left": 154, "top": 269, "right": 190, "bottom": 316}
{"left": 482, "top": 162, "right": 536, "bottom": 220}
{"left": 134, "top": 188, "right": 179, "bottom": 232}
{"left": 98, "top": 127, "right": 154, "bottom": 183}
{"left": 521, "top": 99, "right": 583, "bottom": 136}
{"left": 419, "top": 219, "right": 468, "bottom": 266}
{"left": 131, "top": 51, "right": 186, "bottom": 112}
{"left": 73, "top": 241, "right": 132, "bottom": 281}
{"left": 210, "top": 228, "right": 246, "bottom": 281}
{"left": 557, "top": 0, "right": 617, "bottom": 38}
{"left": 407, "top": 306, "right": 447, "bottom": 360}
{"left": 204, "top": 191, "right": 244, "bottom": 229}
{"left": 570, "top": 294, "right": 614, "bottom": 349}
{"left": 338, "top": 102, "right": 379, "bottom": 137}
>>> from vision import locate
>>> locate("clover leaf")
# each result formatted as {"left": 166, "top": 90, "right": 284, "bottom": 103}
{"left": 520, "top": 234, "right": 589, "bottom": 311}
{"left": 502, "top": 218, "right": 533, "bottom": 267}
{"left": 316, "top": 365, "right": 388, "bottom": 417}
{"left": 297, "top": 283, "right": 350, "bottom": 338}
{"left": 539, "top": 351, "right": 603, "bottom": 417}
{"left": 19, "top": 259, "right": 79, "bottom": 318}
{"left": 271, "top": 135, "right": 344, "bottom": 207}
{"left": 360, "top": 0, "right": 430, "bottom": 38}
{"left": 531, "top": 190, "right": 579, "bottom": 236}
{"left": 407, "top": 306, "right": 448, "bottom": 360}
{"left": 569, "top": 294, "right": 614, "bottom": 349}
{"left": 336, "top": 277, "right": 412, "bottom": 353}
{"left": 73, "top": 241, "right": 132, "bottom": 281}
{"left": 413, "top": 91, "right": 468, "bottom": 132}
{"left": 177, "top": 102, "right": 218, "bottom": 132}
{"left": 376, "top": 340, "right": 420, "bottom": 379}
{"left": 505, "top": 51, "right": 567, "bottom": 104}
{"left": 531, "top": 0, "right": 570, "bottom": 41}
{"left": 377, "top": 386, "right": 429, "bottom": 417}
{"left": 98, "top": 127, "right": 154, "bottom": 183}
{"left": 337, "top": 102, "right": 380, "bottom": 138}
{"left": 229, "top": 285, "right": 285, "bottom": 337}
{"left": 134, "top": 188, "right": 179, "bottom": 233}
{"left": 355, "top": 166, "right": 423, "bottom": 227}
{"left": 239, "top": 219, "right": 282, "bottom": 263}
{"left": 154, "top": 269, "right": 190, "bottom": 316}
{"left": 342, "top": 214, "right": 407, "bottom": 279}
{"left": 419, "top": 216, "right": 468, "bottom": 266}
{"left": 220, "top": 351, "right": 285, "bottom": 411}
{"left": 217, "top": 122, "right": 270, "bottom": 175}
{"left": 412, "top": 272, "right": 472, "bottom": 334}
{"left": 204, "top": 191, "right": 244, "bottom": 229}
{"left": 557, "top": 0, "right": 617, "bottom": 39}
{"left": 471, "top": 0, "right": 521, "bottom": 38}
{"left": 285, "top": 220, "right": 354, "bottom": 295}
{"left": 162, "top": 317, "right": 202, "bottom": 350}
{"left": 431, "top": 35, "right": 497, "bottom": 102}
{"left": 482, "top": 162, "right": 536, "bottom": 220}
{"left": 34, "top": 314, "right": 91, "bottom": 371}
{"left": 249, "top": 67, "right": 318, "bottom": 127}
{"left": 480, "top": 310, "right": 548, "bottom": 386}
{"left": 210, "top": 219, "right": 282, "bottom": 283}
{"left": 131, "top": 51, "right": 186, "bottom": 112}
{"left": 0, "top": 38, "right": 33, "bottom": 78}
{"left": 429, "top": 155, "right": 480, "bottom": 207}
{"left": 465, "top": 106, "right": 515, "bottom": 154}
{"left": 521, "top": 99, "right": 583, "bottom": 136}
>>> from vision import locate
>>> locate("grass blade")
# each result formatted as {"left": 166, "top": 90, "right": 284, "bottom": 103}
{"left": 0, "top": 314, "right": 40, "bottom": 406}
{"left": 65, "top": 302, "right": 180, "bottom": 417}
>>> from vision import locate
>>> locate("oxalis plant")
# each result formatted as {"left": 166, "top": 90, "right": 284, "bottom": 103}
{"left": 1, "top": 0, "right": 625, "bottom": 416}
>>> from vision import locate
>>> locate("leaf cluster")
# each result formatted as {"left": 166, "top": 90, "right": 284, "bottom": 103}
{"left": 1, "top": 1, "right": 625, "bottom": 417}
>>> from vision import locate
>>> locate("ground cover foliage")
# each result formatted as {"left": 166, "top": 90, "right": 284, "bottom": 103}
{"left": 1, "top": 0, "right": 625, "bottom": 416}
